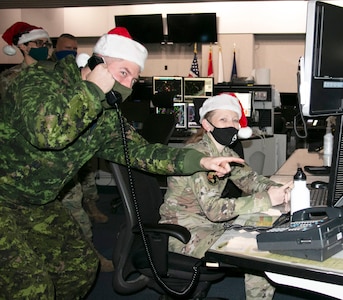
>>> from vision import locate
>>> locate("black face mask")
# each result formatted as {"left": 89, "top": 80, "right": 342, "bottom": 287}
{"left": 207, "top": 119, "right": 238, "bottom": 146}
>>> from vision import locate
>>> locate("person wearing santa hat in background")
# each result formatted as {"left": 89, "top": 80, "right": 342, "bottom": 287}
{"left": 159, "top": 93, "right": 292, "bottom": 300}
{"left": 0, "top": 26, "right": 244, "bottom": 299}
{"left": 0, "top": 22, "right": 51, "bottom": 99}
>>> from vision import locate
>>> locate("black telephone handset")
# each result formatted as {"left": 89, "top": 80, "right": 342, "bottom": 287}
{"left": 87, "top": 56, "right": 122, "bottom": 106}
{"left": 292, "top": 206, "right": 343, "bottom": 222}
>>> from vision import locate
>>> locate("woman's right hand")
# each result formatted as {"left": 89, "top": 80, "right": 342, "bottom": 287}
{"left": 268, "top": 181, "right": 292, "bottom": 207}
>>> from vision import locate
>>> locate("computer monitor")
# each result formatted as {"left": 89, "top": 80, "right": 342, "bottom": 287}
{"left": 187, "top": 103, "right": 200, "bottom": 128}
{"left": 152, "top": 76, "right": 183, "bottom": 102}
{"left": 184, "top": 77, "right": 214, "bottom": 102}
{"left": 300, "top": 1, "right": 343, "bottom": 117}
{"left": 234, "top": 92, "right": 253, "bottom": 118}
{"left": 300, "top": 0, "right": 343, "bottom": 208}
{"left": 173, "top": 103, "right": 187, "bottom": 128}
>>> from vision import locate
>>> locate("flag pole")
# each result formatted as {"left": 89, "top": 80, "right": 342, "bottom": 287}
{"left": 218, "top": 44, "right": 224, "bottom": 83}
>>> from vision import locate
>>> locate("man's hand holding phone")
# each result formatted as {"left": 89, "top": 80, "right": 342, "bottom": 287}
{"left": 86, "top": 57, "right": 115, "bottom": 94}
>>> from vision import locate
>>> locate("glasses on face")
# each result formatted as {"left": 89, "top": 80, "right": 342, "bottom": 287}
{"left": 30, "top": 40, "right": 52, "bottom": 48}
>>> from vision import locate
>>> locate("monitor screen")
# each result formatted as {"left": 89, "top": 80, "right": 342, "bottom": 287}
{"left": 234, "top": 92, "right": 253, "bottom": 118}
{"left": 300, "top": 1, "right": 343, "bottom": 117}
{"left": 115, "top": 14, "right": 164, "bottom": 44}
{"left": 187, "top": 103, "right": 200, "bottom": 128}
{"left": 298, "top": 1, "right": 343, "bottom": 208}
{"left": 167, "top": 13, "right": 217, "bottom": 43}
{"left": 153, "top": 76, "right": 183, "bottom": 102}
{"left": 184, "top": 77, "right": 214, "bottom": 101}
{"left": 156, "top": 103, "right": 187, "bottom": 128}
{"left": 173, "top": 103, "right": 187, "bottom": 128}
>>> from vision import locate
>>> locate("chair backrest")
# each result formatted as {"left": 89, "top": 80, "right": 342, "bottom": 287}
{"left": 109, "top": 162, "right": 165, "bottom": 294}
{"left": 109, "top": 162, "right": 225, "bottom": 298}
{"left": 221, "top": 140, "right": 244, "bottom": 198}
{"left": 141, "top": 91, "right": 177, "bottom": 145}
{"left": 249, "top": 151, "right": 266, "bottom": 174}
{"left": 141, "top": 114, "right": 176, "bottom": 145}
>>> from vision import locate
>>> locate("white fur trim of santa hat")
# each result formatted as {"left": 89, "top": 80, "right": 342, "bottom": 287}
{"left": 17, "top": 28, "right": 49, "bottom": 45}
{"left": 199, "top": 93, "right": 252, "bottom": 139}
{"left": 93, "top": 28, "right": 148, "bottom": 71}
{"left": 76, "top": 53, "right": 90, "bottom": 68}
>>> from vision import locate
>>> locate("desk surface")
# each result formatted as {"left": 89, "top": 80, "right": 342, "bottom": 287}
{"left": 270, "top": 148, "right": 329, "bottom": 184}
{"left": 205, "top": 148, "right": 342, "bottom": 298}
{"left": 205, "top": 229, "right": 343, "bottom": 297}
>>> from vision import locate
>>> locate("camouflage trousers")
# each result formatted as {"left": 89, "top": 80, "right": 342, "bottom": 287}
{"left": 59, "top": 160, "right": 99, "bottom": 240}
{"left": 169, "top": 226, "right": 274, "bottom": 300}
{"left": 0, "top": 200, "right": 99, "bottom": 299}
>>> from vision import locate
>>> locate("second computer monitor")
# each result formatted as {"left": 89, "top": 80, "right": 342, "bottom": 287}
{"left": 184, "top": 77, "right": 214, "bottom": 102}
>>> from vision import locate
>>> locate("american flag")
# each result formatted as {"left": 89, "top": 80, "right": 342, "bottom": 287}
{"left": 188, "top": 52, "right": 200, "bottom": 77}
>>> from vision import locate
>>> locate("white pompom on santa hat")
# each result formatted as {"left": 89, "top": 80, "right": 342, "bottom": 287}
{"left": 199, "top": 92, "right": 253, "bottom": 139}
{"left": 2, "top": 22, "right": 49, "bottom": 56}
{"left": 93, "top": 27, "right": 148, "bottom": 71}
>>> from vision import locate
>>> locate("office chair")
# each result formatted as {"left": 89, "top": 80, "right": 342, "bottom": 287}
{"left": 248, "top": 151, "right": 266, "bottom": 175}
{"left": 109, "top": 162, "right": 226, "bottom": 299}
{"left": 221, "top": 140, "right": 244, "bottom": 199}
{"left": 140, "top": 91, "right": 177, "bottom": 145}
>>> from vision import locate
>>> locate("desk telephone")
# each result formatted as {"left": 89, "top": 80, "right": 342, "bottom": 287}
{"left": 257, "top": 207, "right": 343, "bottom": 261}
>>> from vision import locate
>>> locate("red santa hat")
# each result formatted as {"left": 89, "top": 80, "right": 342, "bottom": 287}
{"left": 199, "top": 92, "right": 252, "bottom": 139}
{"left": 2, "top": 22, "right": 50, "bottom": 56}
{"left": 93, "top": 27, "right": 148, "bottom": 71}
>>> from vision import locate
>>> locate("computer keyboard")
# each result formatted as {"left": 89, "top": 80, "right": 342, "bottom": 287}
{"left": 309, "top": 187, "right": 328, "bottom": 206}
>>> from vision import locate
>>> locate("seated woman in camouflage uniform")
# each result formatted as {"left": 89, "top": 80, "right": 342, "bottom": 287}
{"left": 159, "top": 93, "right": 292, "bottom": 300}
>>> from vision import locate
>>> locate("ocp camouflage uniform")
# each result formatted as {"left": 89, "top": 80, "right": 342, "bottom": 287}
{"left": 58, "top": 160, "right": 100, "bottom": 240}
{"left": 0, "top": 55, "right": 207, "bottom": 299}
{"left": 159, "top": 133, "right": 281, "bottom": 300}
{"left": 58, "top": 175, "right": 93, "bottom": 240}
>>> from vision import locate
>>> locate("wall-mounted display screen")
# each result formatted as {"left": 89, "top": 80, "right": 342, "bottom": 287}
{"left": 115, "top": 14, "right": 164, "bottom": 44}
{"left": 167, "top": 13, "right": 217, "bottom": 43}
{"left": 153, "top": 76, "right": 184, "bottom": 102}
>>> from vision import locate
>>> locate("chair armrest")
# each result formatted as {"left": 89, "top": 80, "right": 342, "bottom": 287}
{"left": 133, "top": 223, "right": 191, "bottom": 244}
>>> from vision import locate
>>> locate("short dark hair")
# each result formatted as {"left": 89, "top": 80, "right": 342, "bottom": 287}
{"left": 58, "top": 33, "right": 77, "bottom": 41}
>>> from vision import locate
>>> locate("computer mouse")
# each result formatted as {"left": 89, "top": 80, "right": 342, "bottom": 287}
{"left": 310, "top": 180, "right": 328, "bottom": 189}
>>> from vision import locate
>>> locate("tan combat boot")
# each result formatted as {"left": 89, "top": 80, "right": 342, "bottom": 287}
{"left": 83, "top": 198, "right": 109, "bottom": 223}
{"left": 95, "top": 250, "right": 114, "bottom": 272}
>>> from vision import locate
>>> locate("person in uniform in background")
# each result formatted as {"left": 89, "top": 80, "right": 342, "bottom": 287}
{"left": 159, "top": 93, "right": 292, "bottom": 300}
{"left": 0, "top": 26, "right": 242, "bottom": 299}
{"left": 51, "top": 33, "right": 78, "bottom": 61}
{"left": 0, "top": 22, "right": 51, "bottom": 99}
{"left": 51, "top": 33, "right": 112, "bottom": 271}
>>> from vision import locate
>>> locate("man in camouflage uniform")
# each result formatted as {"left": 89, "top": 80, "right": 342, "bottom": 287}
{"left": 159, "top": 93, "right": 292, "bottom": 299}
{"left": 0, "top": 26, "right": 241, "bottom": 299}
